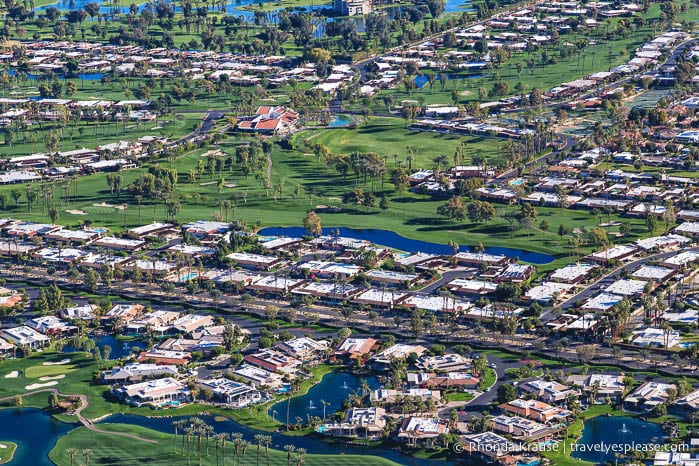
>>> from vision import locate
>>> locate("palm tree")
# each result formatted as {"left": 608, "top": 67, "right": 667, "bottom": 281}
{"left": 221, "top": 432, "right": 229, "bottom": 466}
{"left": 240, "top": 440, "right": 250, "bottom": 466}
{"left": 172, "top": 420, "right": 183, "bottom": 454}
{"left": 254, "top": 434, "right": 264, "bottom": 466}
{"left": 262, "top": 435, "right": 272, "bottom": 466}
{"left": 284, "top": 445, "right": 295, "bottom": 466}
{"left": 82, "top": 449, "right": 92, "bottom": 466}
{"left": 294, "top": 448, "right": 306, "bottom": 466}
{"left": 66, "top": 448, "right": 78, "bottom": 466}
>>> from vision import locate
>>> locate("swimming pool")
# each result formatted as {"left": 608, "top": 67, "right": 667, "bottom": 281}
{"left": 179, "top": 273, "right": 198, "bottom": 281}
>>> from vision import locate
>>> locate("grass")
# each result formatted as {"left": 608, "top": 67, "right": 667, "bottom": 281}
{"left": 24, "top": 364, "right": 76, "bottom": 379}
{"left": 49, "top": 423, "right": 403, "bottom": 466}
{"left": 0, "top": 441, "right": 16, "bottom": 464}
{"left": 444, "top": 392, "right": 474, "bottom": 402}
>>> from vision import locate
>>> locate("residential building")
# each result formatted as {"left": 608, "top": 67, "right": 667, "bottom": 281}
{"left": 334, "top": 337, "right": 378, "bottom": 362}
{"left": 197, "top": 378, "right": 261, "bottom": 407}
{"left": 113, "top": 377, "right": 191, "bottom": 407}
{"left": 518, "top": 379, "right": 579, "bottom": 404}
{"left": 0, "top": 326, "right": 50, "bottom": 348}
{"left": 320, "top": 407, "right": 386, "bottom": 439}
{"left": 102, "top": 363, "right": 178, "bottom": 383}
{"left": 499, "top": 398, "right": 572, "bottom": 423}
{"left": 244, "top": 348, "right": 299, "bottom": 372}
{"left": 397, "top": 417, "right": 449, "bottom": 443}
{"left": 490, "top": 415, "right": 551, "bottom": 439}
{"left": 624, "top": 382, "right": 677, "bottom": 411}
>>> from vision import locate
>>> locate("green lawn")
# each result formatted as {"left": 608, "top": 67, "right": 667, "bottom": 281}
{"left": 0, "top": 441, "right": 16, "bottom": 465}
{"left": 49, "top": 423, "right": 403, "bottom": 466}
{"left": 24, "top": 363, "right": 76, "bottom": 379}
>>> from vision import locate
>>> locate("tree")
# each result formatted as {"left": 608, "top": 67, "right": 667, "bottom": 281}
{"left": 497, "top": 383, "right": 517, "bottom": 402}
{"left": 48, "top": 207, "right": 59, "bottom": 225}
{"left": 379, "top": 194, "right": 391, "bottom": 214}
{"left": 63, "top": 447, "right": 81, "bottom": 466}
{"left": 302, "top": 211, "right": 322, "bottom": 238}
{"left": 437, "top": 196, "right": 466, "bottom": 221}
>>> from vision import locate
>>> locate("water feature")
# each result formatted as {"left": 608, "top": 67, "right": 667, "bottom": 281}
{"left": 572, "top": 416, "right": 664, "bottom": 464}
{"left": 0, "top": 381, "right": 446, "bottom": 465}
{"left": 259, "top": 226, "right": 555, "bottom": 264}
{"left": 6, "top": 69, "right": 104, "bottom": 81}
{"left": 271, "top": 371, "right": 381, "bottom": 426}
{"left": 0, "top": 408, "right": 75, "bottom": 466}
{"left": 63, "top": 333, "right": 145, "bottom": 360}
{"left": 328, "top": 115, "right": 352, "bottom": 127}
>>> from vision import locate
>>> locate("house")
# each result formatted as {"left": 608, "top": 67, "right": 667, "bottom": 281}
{"left": 248, "top": 275, "right": 306, "bottom": 296}
{"left": 460, "top": 432, "right": 517, "bottom": 459}
{"left": 497, "top": 264, "right": 536, "bottom": 283}
{"left": 27, "top": 316, "right": 77, "bottom": 336}
{"left": 137, "top": 349, "right": 191, "bottom": 366}
{"left": 244, "top": 348, "right": 299, "bottom": 373}
{"left": 453, "top": 252, "right": 508, "bottom": 267}
{"left": 183, "top": 220, "right": 229, "bottom": 239}
{"left": 415, "top": 353, "right": 471, "bottom": 372}
{"left": 0, "top": 287, "right": 22, "bottom": 309}
{"left": 94, "top": 236, "right": 146, "bottom": 251}
{"left": 232, "top": 364, "right": 284, "bottom": 389}
{"left": 171, "top": 314, "right": 214, "bottom": 334}
{"left": 632, "top": 327, "right": 681, "bottom": 348}
{"left": 61, "top": 304, "right": 99, "bottom": 321}
{"left": 674, "top": 388, "right": 699, "bottom": 411}
{"left": 499, "top": 398, "right": 572, "bottom": 423}
{"left": 237, "top": 106, "right": 299, "bottom": 135}
{"left": 369, "top": 344, "right": 427, "bottom": 370}
{"left": 102, "top": 363, "right": 179, "bottom": 383}
{"left": 298, "top": 261, "right": 361, "bottom": 279}
{"left": 518, "top": 379, "right": 579, "bottom": 404}
{"left": 351, "top": 288, "right": 409, "bottom": 310}
{"left": 489, "top": 415, "right": 551, "bottom": 439}
{"left": 624, "top": 382, "right": 677, "bottom": 411}
{"left": 320, "top": 407, "right": 386, "bottom": 439}
{"left": 586, "top": 245, "right": 638, "bottom": 264}
{"left": 125, "top": 310, "right": 181, "bottom": 334}
{"left": 113, "top": 377, "right": 191, "bottom": 407}
{"left": 372, "top": 388, "right": 441, "bottom": 404}
{"left": 549, "top": 264, "right": 599, "bottom": 284}
{"left": 397, "top": 417, "right": 449, "bottom": 443}
{"left": 275, "top": 337, "right": 328, "bottom": 362}
{"left": 421, "top": 372, "right": 480, "bottom": 390}
{"left": 334, "top": 337, "right": 378, "bottom": 362}
{"left": 524, "top": 282, "right": 574, "bottom": 304}
{"left": 102, "top": 303, "right": 144, "bottom": 323}
{"left": 566, "top": 374, "right": 626, "bottom": 400}
{"left": 197, "top": 378, "right": 261, "bottom": 408}
{"left": 225, "top": 252, "right": 284, "bottom": 271}
{"left": 0, "top": 326, "right": 50, "bottom": 348}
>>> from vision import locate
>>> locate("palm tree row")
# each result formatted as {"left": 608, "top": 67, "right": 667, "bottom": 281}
{"left": 171, "top": 417, "right": 275, "bottom": 466}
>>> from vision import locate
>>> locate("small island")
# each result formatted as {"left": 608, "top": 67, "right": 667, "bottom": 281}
{"left": 0, "top": 441, "right": 17, "bottom": 465}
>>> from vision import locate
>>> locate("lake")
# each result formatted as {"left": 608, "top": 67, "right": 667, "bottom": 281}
{"left": 0, "top": 408, "right": 75, "bottom": 466}
{"left": 572, "top": 416, "right": 664, "bottom": 464}
{"left": 63, "top": 334, "right": 145, "bottom": 360}
{"left": 270, "top": 371, "right": 381, "bottom": 425}
{"left": 258, "top": 226, "right": 555, "bottom": 264}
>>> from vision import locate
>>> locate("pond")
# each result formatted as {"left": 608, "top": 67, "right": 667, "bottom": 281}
{"left": 328, "top": 115, "right": 352, "bottom": 127}
{"left": 63, "top": 334, "right": 145, "bottom": 360}
{"left": 572, "top": 416, "right": 664, "bottom": 464}
{"left": 0, "top": 408, "right": 75, "bottom": 466}
{"left": 270, "top": 371, "right": 381, "bottom": 425}
{"left": 259, "top": 226, "right": 555, "bottom": 264}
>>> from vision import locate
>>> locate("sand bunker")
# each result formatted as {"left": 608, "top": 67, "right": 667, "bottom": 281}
{"left": 42, "top": 359, "right": 70, "bottom": 366}
{"left": 0, "top": 444, "right": 7, "bottom": 448}
{"left": 39, "top": 374, "right": 66, "bottom": 381}
{"left": 66, "top": 209, "right": 87, "bottom": 215}
{"left": 25, "top": 381, "right": 58, "bottom": 390}
{"left": 199, "top": 181, "right": 217, "bottom": 186}
{"left": 93, "top": 203, "right": 127, "bottom": 210}
{"left": 224, "top": 183, "right": 237, "bottom": 188}
{"left": 201, "top": 150, "right": 223, "bottom": 158}
{"left": 4, "top": 371, "right": 18, "bottom": 378}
